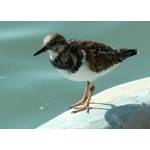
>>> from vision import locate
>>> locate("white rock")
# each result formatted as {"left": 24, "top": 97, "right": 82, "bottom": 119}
{"left": 37, "top": 77, "right": 150, "bottom": 129}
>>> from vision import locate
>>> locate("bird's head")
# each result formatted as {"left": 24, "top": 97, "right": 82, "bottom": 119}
{"left": 33, "top": 33, "right": 67, "bottom": 56}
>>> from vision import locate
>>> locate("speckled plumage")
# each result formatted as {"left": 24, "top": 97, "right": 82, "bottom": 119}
{"left": 34, "top": 33, "right": 138, "bottom": 113}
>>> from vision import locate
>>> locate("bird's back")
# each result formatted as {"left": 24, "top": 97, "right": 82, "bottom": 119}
{"left": 67, "top": 39, "right": 138, "bottom": 58}
{"left": 66, "top": 39, "right": 138, "bottom": 73}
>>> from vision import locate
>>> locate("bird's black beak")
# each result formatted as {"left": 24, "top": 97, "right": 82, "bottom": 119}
{"left": 33, "top": 46, "right": 48, "bottom": 56}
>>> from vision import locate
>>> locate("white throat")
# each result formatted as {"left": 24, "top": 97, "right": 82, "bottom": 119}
{"left": 48, "top": 50, "right": 58, "bottom": 60}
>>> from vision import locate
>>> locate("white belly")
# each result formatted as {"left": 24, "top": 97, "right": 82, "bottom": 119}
{"left": 48, "top": 50, "right": 119, "bottom": 82}
{"left": 56, "top": 62, "right": 119, "bottom": 82}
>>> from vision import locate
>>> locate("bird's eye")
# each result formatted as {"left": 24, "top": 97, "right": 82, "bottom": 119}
{"left": 51, "top": 41, "right": 57, "bottom": 45}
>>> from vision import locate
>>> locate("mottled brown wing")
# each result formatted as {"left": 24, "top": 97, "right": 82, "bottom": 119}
{"left": 87, "top": 52, "right": 122, "bottom": 73}
{"left": 83, "top": 41, "right": 122, "bottom": 73}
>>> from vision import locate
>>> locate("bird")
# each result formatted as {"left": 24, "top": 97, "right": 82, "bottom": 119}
{"left": 33, "top": 33, "right": 138, "bottom": 113}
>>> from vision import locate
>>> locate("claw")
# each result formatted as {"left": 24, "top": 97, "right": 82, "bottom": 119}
{"left": 68, "top": 106, "right": 72, "bottom": 110}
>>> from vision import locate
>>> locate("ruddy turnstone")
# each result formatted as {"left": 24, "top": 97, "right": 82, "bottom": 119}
{"left": 33, "top": 33, "right": 138, "bottom": 113}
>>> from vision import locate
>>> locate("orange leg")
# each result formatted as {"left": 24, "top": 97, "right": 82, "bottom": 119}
{"left": 69, "top": 81, "right": 90, "bottom": 109}
{"left": 72, "top": 82, "right": 95, "bottom": 113}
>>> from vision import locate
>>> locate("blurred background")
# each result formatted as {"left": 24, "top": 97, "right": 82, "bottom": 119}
{"left": 0, "top": 21, "right": 149, "bottom": 128}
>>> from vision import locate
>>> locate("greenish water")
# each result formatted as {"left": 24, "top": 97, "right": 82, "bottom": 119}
{"left": 0, "top": 21, "right": 149, "bottom": 128}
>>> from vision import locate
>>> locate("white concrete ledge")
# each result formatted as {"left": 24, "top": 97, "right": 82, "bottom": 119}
{"left": 37, "top": 77, "right": 150, "bottom": 129}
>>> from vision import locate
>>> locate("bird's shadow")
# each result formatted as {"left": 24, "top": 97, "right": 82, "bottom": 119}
{"left": 89, "top": 102, "right": 150, "bottom": 129}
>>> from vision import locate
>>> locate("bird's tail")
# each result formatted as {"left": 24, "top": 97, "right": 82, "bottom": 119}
{"left": 119, "top": 48, "right": 139, "bottom": 60}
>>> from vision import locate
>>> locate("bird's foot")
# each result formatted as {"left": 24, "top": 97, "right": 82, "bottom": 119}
{"left": 69, "top": 98, "right": 88, "bottom": 110}
{"left": 69, "top": 81, "right": 94, "bottom": 114}
{"left": 69, "top": 98, "right": 91, "bottom": 113}
{"left": 71, "top": 104, "right": 91, "bottom": 113}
